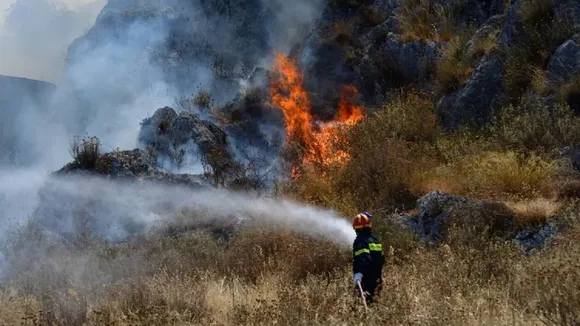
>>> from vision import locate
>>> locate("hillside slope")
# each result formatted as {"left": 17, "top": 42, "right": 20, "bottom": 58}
{"left": 0, "top": 0, "right": 580, "bottom": 325}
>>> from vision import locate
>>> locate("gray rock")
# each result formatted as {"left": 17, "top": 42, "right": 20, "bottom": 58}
{"left": 415, "top": 190, "right": 470, "bottom": 242}
{"left": 95, "top": 148, "right": 158, "bottom": 177}
{"left": 515, "top": 219, "right": 561, "bottom": 254}
{"left": 443, "top": 0, "right": 505, "bottom": 27}
{"left": 138, "top": 106, "right": 239, "bottom": 176}
{"left": 58, "top": 147, "right": 209, "bottom": 189}
{"left": 391, "top": 190, "right": 564, "bottom": 253}
{"left": 372, "top": 0, "right": 401, "bottom": 12}
{"left": 380, "top": 33, "right": 438, "bottom": 82}
{"left": 437, "top": 55, "right": 505, "bottom": 129}
{"left": 499, "top": 0, "right": 580, "bottom": 49}
{"left": 546, "top": 34, "right": 580, "bottom": 84}
{"left": 466, "top": 14, "right": 505, "bottom": 57}
{"left": 498, "top": 0, "right": 522, "bottom": 48}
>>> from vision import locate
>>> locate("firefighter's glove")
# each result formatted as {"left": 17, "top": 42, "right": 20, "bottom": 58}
{"left": 353, "top": 273, "right": 363, "bottom": 286}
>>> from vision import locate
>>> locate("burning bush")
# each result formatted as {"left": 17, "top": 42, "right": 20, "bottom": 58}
{"left": 269, "top": 52, "right": 365, "bottom": 179}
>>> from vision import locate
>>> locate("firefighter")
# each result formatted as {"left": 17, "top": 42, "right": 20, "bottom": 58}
{"left": 352, "top": 212, "right": 384, "bottom": 305}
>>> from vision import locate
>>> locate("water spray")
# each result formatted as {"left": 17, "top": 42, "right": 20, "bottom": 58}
{"left": 24, "top": 173, "right": 356, "bottom": 247}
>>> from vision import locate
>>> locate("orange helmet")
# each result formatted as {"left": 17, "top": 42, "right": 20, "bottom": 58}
{"left": 353, "top": 212, "right": 372, "bottom": 230}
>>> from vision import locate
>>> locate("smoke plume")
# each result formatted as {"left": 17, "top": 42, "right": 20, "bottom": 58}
{"left": 0, "top": 0, "right": 106, "bottom": 83}
{"left": 0, "top": 0, "right": 340, "bottom": 272}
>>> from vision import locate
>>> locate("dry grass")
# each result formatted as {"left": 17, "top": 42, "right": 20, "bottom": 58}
{"left": 436, "top": 34, "right": 475, "bottom": 93}
{"left": 489, "top": 99, "right": 580, "bottom": 153}
{"left": 416, "top": 151, "right": 557, "bottom": 200}
{"left": 503, "top": 0, "right": 575, "bottom": 102}
{"left": 396, "top": 0, "right": 454, "bottom": 42}
{"left": 469, "top": 28, "right": 500, "bottom": 60}
{"left": 506, "top": 198, "right": 562, "bottom": 226}
{"left": 5, "top": 220, "right": 580, "bottom": 325}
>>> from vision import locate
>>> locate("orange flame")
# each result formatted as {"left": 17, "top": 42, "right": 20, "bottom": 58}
{"left": 269, "top": 51, "right": 365, "bottom": 178}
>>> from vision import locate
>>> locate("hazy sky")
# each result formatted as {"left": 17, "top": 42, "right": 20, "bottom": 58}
{"left": 0, "top": 0, "right": 106, "bottom": 83}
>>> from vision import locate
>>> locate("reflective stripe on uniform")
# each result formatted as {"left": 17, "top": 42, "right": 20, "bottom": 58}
{"left": 369, "top": 243, "right": 382, "bottom": 251}
{"left": 354, "top": 248, "right": 370, "bottom": 256}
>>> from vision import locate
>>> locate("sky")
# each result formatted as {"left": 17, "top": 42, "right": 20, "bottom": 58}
{"left": 0, "top": 0, "right": 106, "bottom": 83}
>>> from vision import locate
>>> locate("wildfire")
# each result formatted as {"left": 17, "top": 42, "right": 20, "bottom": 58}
{"left": 269, "top": 51, "right": 365, "bottom": 178}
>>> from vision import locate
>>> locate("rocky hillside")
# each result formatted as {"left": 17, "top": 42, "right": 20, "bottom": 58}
{"left": 0, "top": 75, "right": 56, "bottom": 165}
{"left": 296, "top": 0, "right": 580, "bottom": 128}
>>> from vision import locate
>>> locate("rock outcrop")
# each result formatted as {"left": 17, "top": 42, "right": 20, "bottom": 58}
{"left": 390, "top": 191, "right": 563, "bottom": 252}
{"left": 58, "top": 148, "right": 209, "bottom": 189}
{"left": 437, "top": 55, "right": 505, "bottom": 129}
{"left": 137, "top": 106, "right": 241, "bottom": 181}
{"left": 546, "top": 34, "right": 580, "bottom": 84}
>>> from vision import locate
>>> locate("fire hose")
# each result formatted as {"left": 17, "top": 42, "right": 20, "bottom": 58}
{"left": 356, "top": 280, "right": 369, "bottom": 311}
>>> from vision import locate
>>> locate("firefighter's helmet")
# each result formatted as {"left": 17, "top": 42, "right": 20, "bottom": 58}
{"left": 353, "top": 212, "right": 372, "bottom": 230}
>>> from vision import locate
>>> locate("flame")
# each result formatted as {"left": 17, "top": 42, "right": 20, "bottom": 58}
{"left": 269, "top": 52, "right": 365, "bottom": 178}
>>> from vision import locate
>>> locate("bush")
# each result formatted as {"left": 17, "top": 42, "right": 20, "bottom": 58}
{"left": 435, "top": 33, "right": 475, "bottom": 93}
{"left": 418, "top": 150, "right": 557, "bottom": 199}
{"left": 332, "top": 92, "right": 440, "bottom": 209}
{"left": 489, "top": 100, "right": 580, "bottom": 153}
{"left": 396, "top": 0, "right": 454, "bottom": 42}
{"left": 503, "top": 0, "right": 575, "bottom": 101}
{"left": 68, "top": 135, "right": 101, "bottom": 170}
{"left": 468, "top": 27, "right": 500, "bottom": 60}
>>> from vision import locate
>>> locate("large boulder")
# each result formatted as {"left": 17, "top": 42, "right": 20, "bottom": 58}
{"left": 58, "top": 148, "right": 208, "bottom": 189}
{"left": 546, "top": 34, "right": 580, "bottom": 84}
{"left": 381, "top": 33, "right": 438, "bottom": 82}
{"left": 437, "top": 55, "right": 505, "bottom": 129}
{"left": 390, "top": 190, "right": 565, "bottom": 253}
{"left": 138, "top": 106, "right": 240, "bottom": 179}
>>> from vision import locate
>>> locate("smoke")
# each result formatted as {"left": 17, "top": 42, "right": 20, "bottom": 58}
{"left": 0, "top": 0, "right": 106, "bottom": 83}
{"left": 26, "top": 173, "right": 356, "bottom": 247}
{"left": 0, "top": 0, "right": 337, "bottom": 281}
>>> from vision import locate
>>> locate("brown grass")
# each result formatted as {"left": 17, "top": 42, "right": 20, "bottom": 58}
{"left": 469, "top": 28, "right": 500, "bottom": 60}
{"left": 506, "top": 198, "right": 562, "bottom": 226}
{"left": 396, "top": 0, "right": 454, "bottom": 42}
{"left": 436, "top": 34, "right": 475, "bottom": 93}
{"left": 5, "top": 220, "right": 580, "bottom": 325}
{"left": 489, "top": 100, "right": 580, "bottom": 153}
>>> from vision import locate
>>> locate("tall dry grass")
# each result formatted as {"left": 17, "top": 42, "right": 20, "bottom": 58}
{"left": 3, "top": 217, "right": 580, "bottom": 325}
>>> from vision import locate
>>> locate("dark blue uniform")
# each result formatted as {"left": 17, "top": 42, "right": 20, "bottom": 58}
{"left": 353, "top": 229, "right": 384, "bottom": 303}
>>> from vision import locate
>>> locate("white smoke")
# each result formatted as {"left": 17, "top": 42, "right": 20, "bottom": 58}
{"left": 0, "top": 0, "right": 337, "bottom": 264}
{"left": 25, "top": 173, "right": 356, "bottom": 247}
{"left": 0, "top": 0, "right": 106, "bottom": 83}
